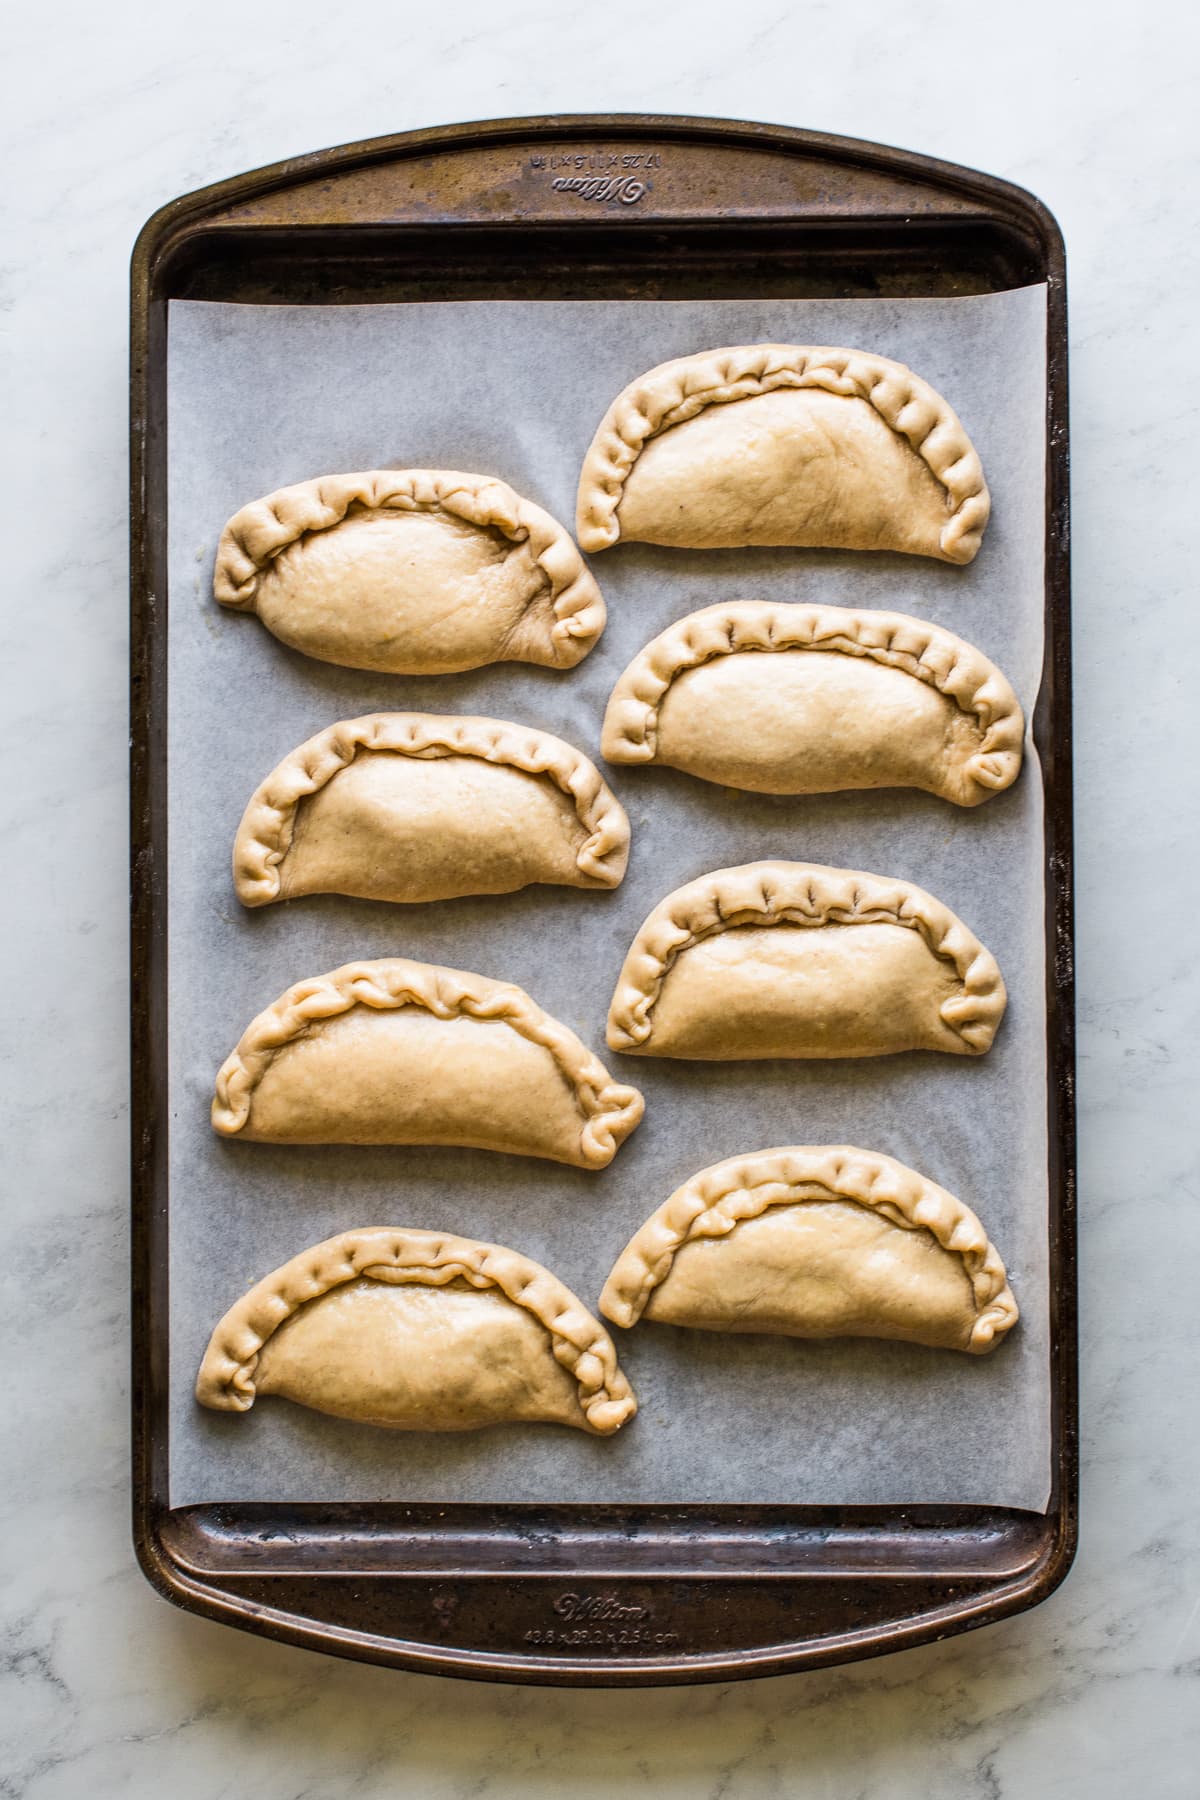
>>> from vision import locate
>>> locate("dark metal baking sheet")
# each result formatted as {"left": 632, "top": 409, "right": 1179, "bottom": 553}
{"left": 130, "top": 113, "right": 1075, "bottom": 1685}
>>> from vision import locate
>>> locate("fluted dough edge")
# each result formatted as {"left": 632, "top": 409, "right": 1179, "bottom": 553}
{"left": 214, "top": 468, "right": 605, "bottom": 668}
{"left": 606, "top": 861, "right": 1007, "bottom": 1055}
{"left": 213, "top": 957, "right": 645, "bottom": 1167}
{"left": 575, "top": 345, "right": 989, "bottom": 562}
{"left": 599, "top": 1145, "right": 1018, "bottom": 1354}
{"left": 601, "top": 601, "right": 1024, "bottom": 802}
{"left": 197, "top": 1226, "right": 638, "bottom": 1433}
{"left": 234, "top": 712, "right": 631, "bottom": 904}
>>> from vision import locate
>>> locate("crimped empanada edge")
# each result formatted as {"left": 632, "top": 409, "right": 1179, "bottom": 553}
{"left": 575, "top": 344, "right": 990, "bottom": 562}
{"left": 234, "top": 712, "right": 631, "bottom": 904}
{"left": 605, "top": 860, "right": 1007, "bottom": 1056}
{"left": 212, "top": 957, "right": 644, "bottom": 1167}
{"left": 197, "top": 1226, "right": 638, "bottom": 1433}
{"left": 213, "top": 467, "right": 604, "bottom": 668}
{"left": 599, "top": 1145, "right": 1018, "bottom": 1354}
{"left": 601, "top": 601, "right": 1024, "bottom": 803}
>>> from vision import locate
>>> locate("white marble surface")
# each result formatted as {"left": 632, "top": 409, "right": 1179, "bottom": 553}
{"left": 3, "top": 2, "right": 1198, "bottom": 1794}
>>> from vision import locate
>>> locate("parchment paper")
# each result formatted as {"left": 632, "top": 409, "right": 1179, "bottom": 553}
{"left": 166, "top": 290, "right": 1050, "bottom": 1509}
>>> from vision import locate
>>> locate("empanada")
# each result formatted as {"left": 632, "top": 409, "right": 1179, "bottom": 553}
{"left": 602, "top": 603, "right": 1023, "bottom": 806}
{"left": 234, "top": 713, "right": 630, "bottom": 907}
{"left": 197, "top": 1227, "right": 637, "bottom": 1434}
{"left": 599, "top": 1146, "right": 1017, "bottom": 1354}
{"left": 214, "top": 469, "right": 604, "bottom": 674}
{"left": 213, "top": 957, "right": 644, "bottom": 1166}
{"left": 576, "top": 345, "right": 989, "bottom": 563}
{"left": 607, "top": 861, "right": 1005, "bottom": 1060}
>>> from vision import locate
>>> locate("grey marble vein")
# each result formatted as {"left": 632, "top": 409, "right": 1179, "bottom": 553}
{"left": 2, "top": 1, "right": 1199, "bottom": 1796}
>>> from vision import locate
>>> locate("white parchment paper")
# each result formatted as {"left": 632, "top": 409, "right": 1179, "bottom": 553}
{"left": 166, "top": 290, "right": 1049, "bottom": 1509}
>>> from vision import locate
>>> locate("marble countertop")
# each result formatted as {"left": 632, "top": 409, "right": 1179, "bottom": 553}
{"left": 4, "top": 3, "right": 1198, "bottom": 1794}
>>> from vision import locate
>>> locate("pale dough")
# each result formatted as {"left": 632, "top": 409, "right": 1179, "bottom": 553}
{"left": 576, "top": 345, "right": 989, "bottom": 562}
{"left": 213, "top": 957, "right": 645, "bottom": 1168}
{"left": 197, "top": 1227, "right": 638, "bottom": 1434}
{"left": 215, "top": 469, "right": 605, "bottom": 673}
{"left": 606, "top": 861, "right": 1006, "bottom": 1060}
{"left": 233, "top": 713, "right": 630, "bottom": 907}
{"left": 601, "top": 602, "right": 1023, "bottom": 805}
{"left": 600, "top": 1146, "right": 1018, "bottom": 1355}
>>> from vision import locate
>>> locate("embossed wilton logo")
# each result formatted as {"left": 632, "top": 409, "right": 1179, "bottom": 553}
{"left": 552, "top": 175, "right": 646, "bottom": 206}
{"left": 524, "top": 1590, "right": 677, "bottom": 1647}
{"left": 553, "top": 1591, "right": 648, "bottom": 1623}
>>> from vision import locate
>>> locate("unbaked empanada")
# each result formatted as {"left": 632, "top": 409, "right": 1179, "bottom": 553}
{"left": 602, "top": 603, "right": 1023, "bottom": 806}
{"left": 213, "top": 957, "right": 644, "bottom": 1166}
{"left": 234, "top": 713, "right": 630, "bottom": 907}
{"left": 607, "top": 861, "right": 1005, "bottom": 1060}
{"left": 214, "top": 469, "right": 604, "bottom": 674}
{"left": 576, "top": 345, "right": 989, "bottom": 563}
{"left": 599, "top": 1146, "right": 1017, "bottom": 1354}
{"left": 197, "top": 1227, "right": 637, "bottom": 1434}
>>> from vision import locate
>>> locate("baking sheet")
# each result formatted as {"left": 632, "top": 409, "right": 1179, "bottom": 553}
{"left": 166, "top": 289, "right": 1050, "bottom": 1509}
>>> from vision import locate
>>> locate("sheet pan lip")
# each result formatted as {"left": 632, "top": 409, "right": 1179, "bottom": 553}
{"left": 130, "top": 111, "right": 1074, "bottom": 1684}
{"left": 132, "top": 1500, "right": 1076, "bottom": 1688}
{"left": 130, "top": 110, "right": 1067, "bottom": 281}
